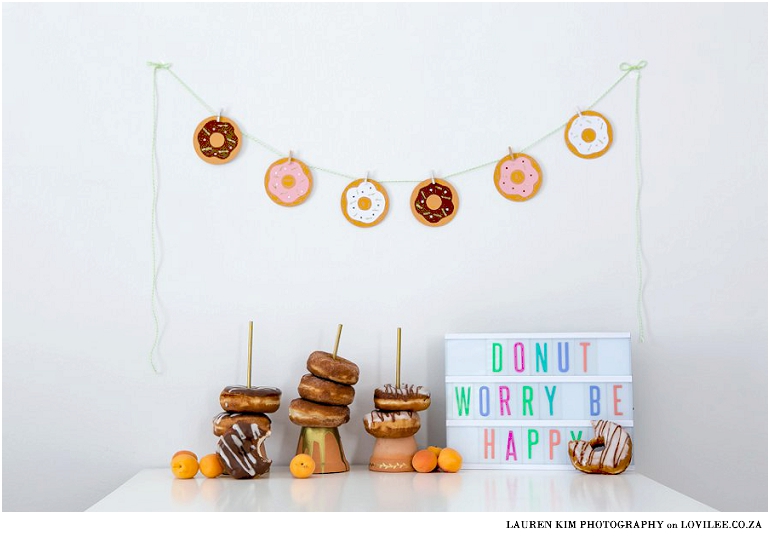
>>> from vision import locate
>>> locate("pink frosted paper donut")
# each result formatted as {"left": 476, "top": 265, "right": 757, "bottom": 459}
{"left": 494, "top": 153, "right": 543, "bottom": 202}
{"left": 264, "top": 158, "right": 313, "bottom": 207}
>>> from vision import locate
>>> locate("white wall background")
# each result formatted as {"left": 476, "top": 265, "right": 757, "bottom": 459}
{"left": 2, "top": 2, "right": 767, "bottom": 512}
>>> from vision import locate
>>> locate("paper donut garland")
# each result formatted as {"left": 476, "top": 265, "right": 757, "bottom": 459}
{"left": 176, "top": 69, "right": 629, "bottom": 222}
{"left": 193, "top": 116, "right": 242, "bottom": 164}
{"left": 341, "top": 178, "right": 389, "bottom": 227}
{"left": 564, "top": 110, "right": 613, "bottom": 159}
{"left": 264, "top": 157, "right": 314, "bottom": 207}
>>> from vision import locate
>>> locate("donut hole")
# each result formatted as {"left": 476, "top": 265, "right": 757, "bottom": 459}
{"left": 581, "top": 128, "right": 597, "bottom": 143}
{"left": 589, "top": 437, "right": 605, "bottom": 451}
{"left": 426, "top": 194, "right": 442, "bottom": 210}
{"left": 209, "top": 132, "right": 226, "bottom": 148}
{"left": 357, "top": 197, "right": 372, "bottom": 210}
{"left": 281, "top": 175, "right": 296, "bottom": 189}
{"left": 511, "top": 170, "right": 526, "bottom": 184}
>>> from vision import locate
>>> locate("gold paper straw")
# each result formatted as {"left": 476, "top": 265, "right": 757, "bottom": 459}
{"left": 332, "top": 324, "right": 343, "bottom": 359}
{"left": 396, "top": 327, "right": 402, "bottom": 386}
{"left": 247, "top": 321, "right": 254, "bottom": 388}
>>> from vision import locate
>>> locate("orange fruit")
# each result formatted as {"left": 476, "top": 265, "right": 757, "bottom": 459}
{"left": 427, "top": 446, "right": 442, "bottom": 457}
{"left": 290, "top": 453, "right": 316, "bottom": 478}
{"left": 171, "top": 453, "right": 199, "bottom": 479}
{"left": 411, "top": 449, "right": 438, "bottom": 473}
{"left": 437, "top": 447, "right": 462, "bottom": 473}
{"left": 199, "top": 453, "right": 224, "bottom": 478}
{"left": 172, "top": 450, "right": 198, "bottom": 461}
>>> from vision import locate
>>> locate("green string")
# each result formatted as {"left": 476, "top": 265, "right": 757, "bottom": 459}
{"left": 623, "top": 61, "right": 648, "bottom": 343}
{"left": 146, "top": 61, "right": 169, "bottom": 374}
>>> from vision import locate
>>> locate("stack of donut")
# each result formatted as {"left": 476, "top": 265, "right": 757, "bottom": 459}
{"left": 289, "top": 351, "right": 359, "bottom": 429}
{"left": 212, "top": 385, "right": 281, "bottom": 479}
{"left": 363, "top": 384, "right": 431, "bottom": 441}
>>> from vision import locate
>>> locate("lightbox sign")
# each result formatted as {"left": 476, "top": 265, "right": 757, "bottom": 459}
{"left": 445, "top": 333, "right": 633, "bottom": 469}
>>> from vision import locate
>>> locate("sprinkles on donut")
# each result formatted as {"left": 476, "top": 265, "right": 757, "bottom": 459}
{"left": 564, "top": 110, "right": 613, "bottom": 159}
{"left": 410, "top": 177, "right": 459, "bottom": 227}
{"left": 193, "top": 116, "right": 242, "bottom": 164}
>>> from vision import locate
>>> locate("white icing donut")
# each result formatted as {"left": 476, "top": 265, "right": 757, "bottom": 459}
{"left": 341, "top": 178, "right": 389, "bottom": 227}
{"left": 565, "top": 111, "right": 613, "bottom": 159}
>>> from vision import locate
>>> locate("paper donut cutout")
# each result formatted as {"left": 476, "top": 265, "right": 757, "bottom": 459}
{"left": 341, "top": 178, "right": 389, "bottom": 228}
{"left": 193, "top": 116, "right": 242, "bottom": 164}
{"left": 493, "top": 153, "right": 543, "bottom": 202}
{"left": 564, "top": 110, "right": 613, "bottom": 159}
{"left": 264, "top": 157, "right": 313, "bottom": 207}
{"left": 410, "top": 178, "right": 458, "bottom": 227}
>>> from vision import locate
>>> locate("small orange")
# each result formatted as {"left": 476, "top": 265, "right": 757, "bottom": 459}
{"left": 199, "top": 453, "right": 224, "bottom": 478}
{"left": 172, "top": 450, "right": 198, "bottom": 461}
{"left": 290, "top": 453, "right": 316, "bottom": 478}
{"left": 411, "top": 449, "right": 438, "bottom": 473}
{"left": 427, "top": 446, "right": 442, "bottom": 457}
{"left": 437, "top": 447, "right": 463, "bottom": 473}
{"left": 171, "top": 453, "right": 199, "bottom": 479}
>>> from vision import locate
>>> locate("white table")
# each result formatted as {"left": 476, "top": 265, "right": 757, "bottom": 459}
{"left": 87, "top": 465, "right": 715, "bottom": 512}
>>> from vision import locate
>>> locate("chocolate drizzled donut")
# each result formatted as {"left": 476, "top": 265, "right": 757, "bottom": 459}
{"left": 216, "top": 423, "right": 271, "bottom": 479}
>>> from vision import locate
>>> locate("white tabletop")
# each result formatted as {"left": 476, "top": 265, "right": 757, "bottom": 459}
{"left": 87, "top": 465, "right": 715, "bottom": 512}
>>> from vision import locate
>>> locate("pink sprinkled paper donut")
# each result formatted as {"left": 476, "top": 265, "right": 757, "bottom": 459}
{"left": 264, "top": 157, "right": 313, "bottom": 207}
{"left": 493, "top": 152, "right": 543, "bottom": 202}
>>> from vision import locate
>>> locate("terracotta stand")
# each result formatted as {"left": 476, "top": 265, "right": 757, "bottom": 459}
{"left": 368, "top": 436, "right": 418, "bottom": 472}
{"left": 296, "top": 426, "right": 350, "bottom": 474}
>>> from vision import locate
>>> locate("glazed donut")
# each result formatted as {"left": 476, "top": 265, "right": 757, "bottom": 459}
{"left": 219, "top": 386, "right": 281, "bottom": 414}
{"left": 264, "top": 157, "right": 313, "bottom": 207}
{"left": 564, "top": 111, "right": 613, "bottom": 159}
{"left": 493, "top": 153, "right": 543, "bottom": 201}
{"left": 306, "top": 351, "right": 360, "bottom": 386}
{"left": 193, "top": 116, "right": 242, "bottom": 164}
{"left": 212, "top": 412, "right": 271, "bottom": 437}
{"left": 374, "top": 384, "right": 431, "bottom": 412}
{"left": 289, "top": 398, "right": 351, "bottom": 428}
{"left": 568, "top": 420, "right": 632, "bottom": 475}
{"left": 410, "top": 178, "right": 458, "bottom": 227}
{"left": 216, "top": 423, "right": 271, "bottom": 479}
{"left": 298, "top": 373, "right": 355, "bottom": 406}
{"left": 340, "top": 178, "right": 389, "bottom": 228}
{"left": 363, "top": 410, "right": 420, "bottom": 439}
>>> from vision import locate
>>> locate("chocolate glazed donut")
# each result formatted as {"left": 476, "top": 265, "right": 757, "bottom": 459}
{"left": 196, "top": 119, "right": 239, "bottom": 160}
{"left": 219, "top": 386, "right": 282, "bottom": 413}
{"left": 216, "top": 423, "right": 271, "bottom": 479}
{"left": 410, "top": 178, "right": 459, "bottom": 227}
